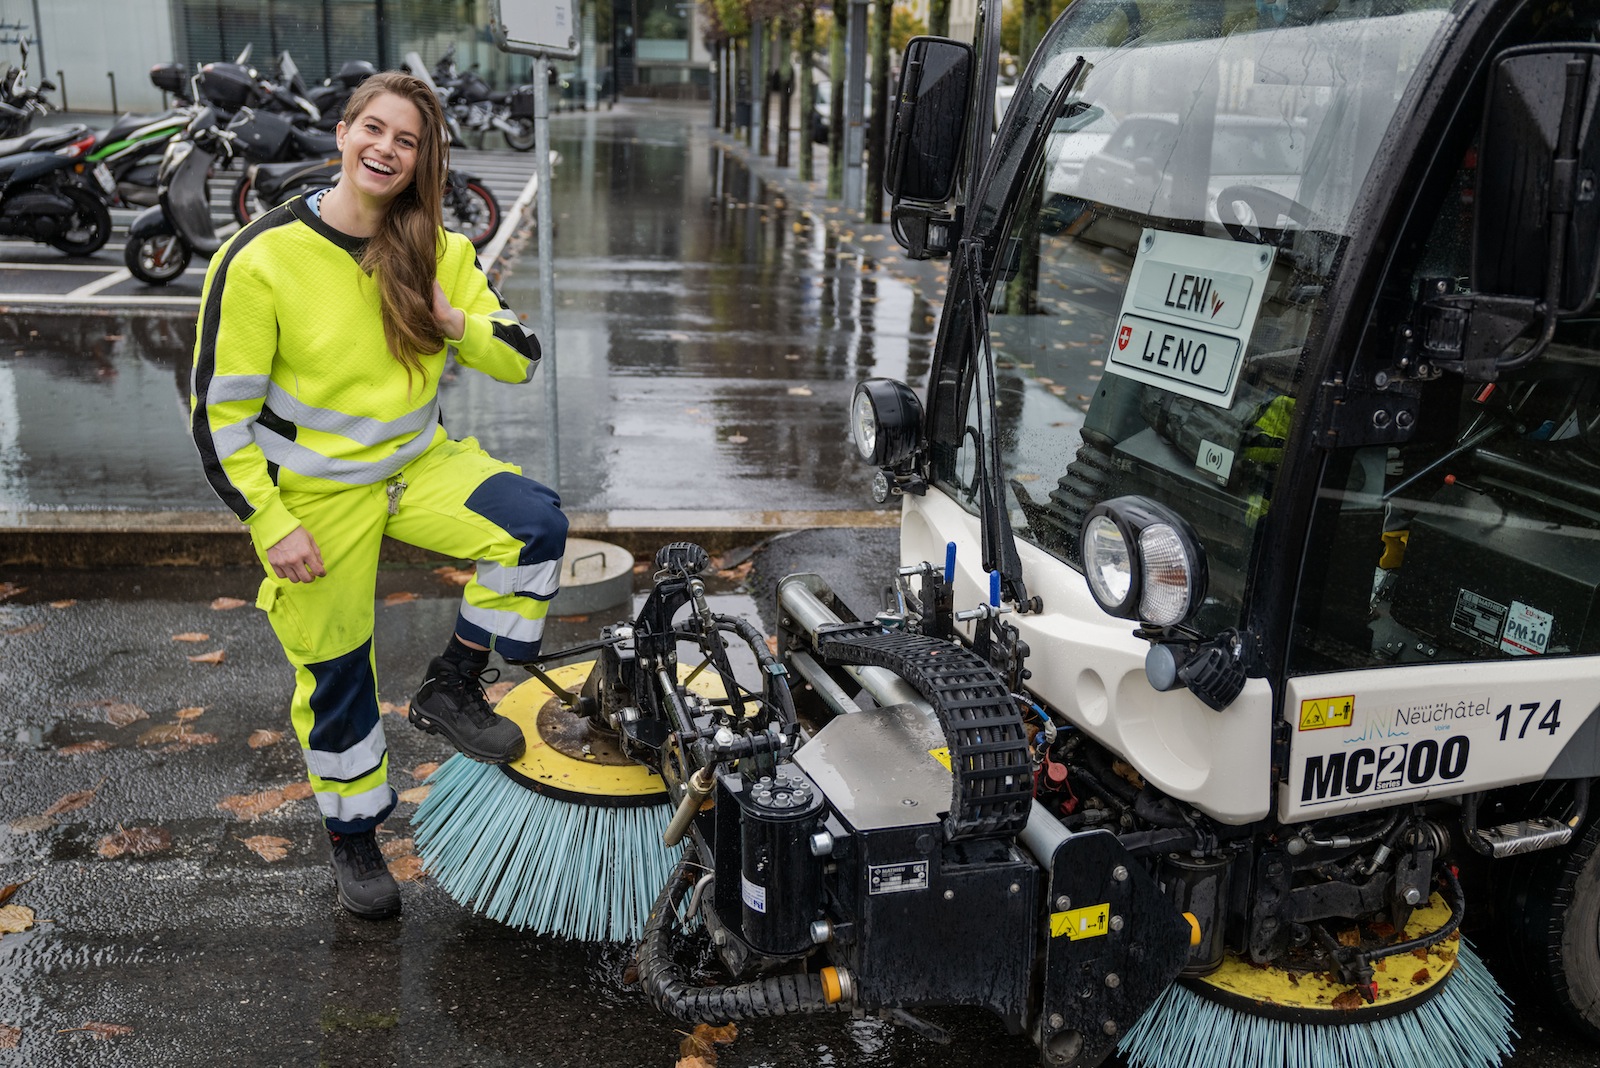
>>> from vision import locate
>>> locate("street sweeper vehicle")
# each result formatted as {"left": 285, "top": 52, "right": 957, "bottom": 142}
{"left": 412, "top": 1, "right": 1600, "bottom": 1065}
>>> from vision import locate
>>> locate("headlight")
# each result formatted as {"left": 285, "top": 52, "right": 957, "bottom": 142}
{"left": 849, "top": 378, "right": 924, "bottom": 466}
{"left": 1080, "top": 496, "right": 1207, "bottom": 627}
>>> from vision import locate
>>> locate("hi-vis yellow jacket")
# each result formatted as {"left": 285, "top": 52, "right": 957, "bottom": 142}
{"left": 190, "top": 198, "right": 538, "bottom": 550}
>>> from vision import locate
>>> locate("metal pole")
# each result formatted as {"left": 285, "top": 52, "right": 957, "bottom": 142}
{"left": 106, "top": 70, "right": 117, "bottom": 114}
{"left": 533, "top": 55, "right": 560, "bottom": 490}
{"left": 748, "top": 16, "right": 763, "bottom": 150}
{"left": 582, "top": 0, "right": 597, "bottom": 110}
{"left": 842, "top": 0, "right": 868, "bottom": 213}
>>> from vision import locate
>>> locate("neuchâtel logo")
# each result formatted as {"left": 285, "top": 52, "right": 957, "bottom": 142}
{"left": 1299, "top": 696, "right": 1355, "bottom": 731}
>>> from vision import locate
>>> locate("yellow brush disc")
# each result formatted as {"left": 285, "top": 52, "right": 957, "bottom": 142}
{"left": 1189, "top": 893, "right": 1462, "bottom": 1021}
{"left": 495, "top": 658, "right": 747, "bottom": 806}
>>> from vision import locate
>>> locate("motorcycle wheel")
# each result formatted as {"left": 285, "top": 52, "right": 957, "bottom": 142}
{"left": 47, "top": 185, "right": 112, "bottom": 256}
{"left": 232, "top": 173, "right": 263, "bottom": 226}
{"left": 124, "top": 232, "right": 193, "bottom": 285}
{"left": 504, "top": 116, "right": 536, "bottom": 152}
{"left": 444, "top": 179, "right": 501, "bottom": 251}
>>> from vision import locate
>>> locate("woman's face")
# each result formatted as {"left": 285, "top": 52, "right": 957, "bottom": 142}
{"left": 335, "top": 92, "right": 424, "bottom": 205}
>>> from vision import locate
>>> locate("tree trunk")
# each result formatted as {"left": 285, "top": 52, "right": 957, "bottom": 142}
{"left": 1020, "top": 0, "right": 1048, "bottom": 66}
{"left": 798, "top": 0, "right": 815, "bottom": 181}
{"left": 776, "top": 20, "right": 793, "bottom": 168}
{"left": 864, "top": 0, "right": 891, "bottom": 222}
{"left": 827, "top": 10, "right": 845, "bottom": 198}
{"left": 928, "top": 0, "right": 950, "bottom": 38}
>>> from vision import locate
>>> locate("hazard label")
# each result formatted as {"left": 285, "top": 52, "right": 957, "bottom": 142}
{"left": 1050, "top": 903, "right": 1110, "bottom": 940}
{"left": 928, "top": 747, "right": 952, "bottom": 771}
{"left": 1299, "top": 696, "right": 1354, "bottom": 731}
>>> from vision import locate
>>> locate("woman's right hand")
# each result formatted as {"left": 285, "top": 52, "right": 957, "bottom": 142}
{"left": 267, "top": 526, "right": 326, "bottom": 584}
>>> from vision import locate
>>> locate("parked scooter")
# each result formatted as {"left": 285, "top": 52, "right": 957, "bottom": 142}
{"left": 408, "top": 46, "right": 536, "bottom": 151}
{"left": 304, "top": 59, "right": 377, "bottom": 131}
{"left": 84, "top": 67, "right": 199, "bottom": 208}
{"left": 123, "top": 108, "right": 232, "bottom": 284}
{"left": 243, "top": 155, "right": 503, "bottom": 249}
{"left": 0, "top": 123, "right": 113, "bottom": 255}
{"left": 0, "top": 40, "right": 57, "bottom": 139}
{"left": 222, "top": 104, "right": 340, "bottom": 224}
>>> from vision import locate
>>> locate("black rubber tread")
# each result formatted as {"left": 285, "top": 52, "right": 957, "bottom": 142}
{"left": 815, "top": 626, "right": 1032, "bottom": 840}
{"left": 124, "top": 232, "right": 191, "bottom": 285}
{"left": 47, "top": 184, "right": 112, "bottom": 256}
{"left": 504, "top": 116, "right": 536, "bottom": 151}
{"left": 637, "top": 845, "right": 841, "bottom": 1024}
{"left": 1502, "top": 817, "right": 1600, "bottom": 1041}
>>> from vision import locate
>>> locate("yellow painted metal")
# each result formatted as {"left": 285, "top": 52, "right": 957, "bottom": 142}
{"left": 1195, "top": 894, "right": 1460, "bottom": 1012}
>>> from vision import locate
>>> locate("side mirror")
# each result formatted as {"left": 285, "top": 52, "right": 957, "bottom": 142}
{"left": 884, "top": 36, "right": 973, "bottom": 204}
{"left": 39, "top": 79, "right": 53, "bottom": 92}
{"left": 1475, "top": 45, "right": 1600, "bottom": 314}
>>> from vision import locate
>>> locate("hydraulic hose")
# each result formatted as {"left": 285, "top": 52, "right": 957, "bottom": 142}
{"left": 637, "top": 845, "right": 844, "bottom": 1024}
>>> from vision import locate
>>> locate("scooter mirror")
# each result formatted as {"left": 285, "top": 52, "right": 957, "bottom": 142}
{"left": 885, "top": 36, "right": 974, "bottom": 204}
{"left": 1475, "top": 44, "right": 1600, "bottom": 315}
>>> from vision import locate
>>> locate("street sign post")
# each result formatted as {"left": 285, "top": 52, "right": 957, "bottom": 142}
{"left": 489, "top": 0, "right": 581, "bottom": 490}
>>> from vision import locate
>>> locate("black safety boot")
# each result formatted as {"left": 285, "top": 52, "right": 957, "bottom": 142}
{"left": 407, "top": 657, "right": 527, "bottom": 764}
{"left": 328, "top": 830, "right": 401, "bottom": 919}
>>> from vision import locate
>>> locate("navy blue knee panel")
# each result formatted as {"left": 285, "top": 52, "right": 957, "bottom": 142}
{"left": 465, "top": 472, "right": 568, "bottom": 565}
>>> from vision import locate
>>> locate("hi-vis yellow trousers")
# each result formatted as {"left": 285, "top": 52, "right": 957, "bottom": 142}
{"left": 252, "top": 436, "right": 567, "bottom": 833}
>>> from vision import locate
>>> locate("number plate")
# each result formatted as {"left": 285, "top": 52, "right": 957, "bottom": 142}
{"left": 92, "top": 163, "right": 115, "bottom": 196}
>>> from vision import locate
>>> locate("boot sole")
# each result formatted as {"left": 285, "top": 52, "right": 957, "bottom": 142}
{"left": 335, "top": 880, "right": 401, "bottom": 920}
{"left": 407, "top": 704, "right": 526, "bottom": 765}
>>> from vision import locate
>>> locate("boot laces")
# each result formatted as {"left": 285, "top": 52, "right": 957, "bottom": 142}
{"left": 444, "top": 665, "right": 500, "bottom": 728}
{"left": 331, "top": 831, "right": 387, "bottom": 878}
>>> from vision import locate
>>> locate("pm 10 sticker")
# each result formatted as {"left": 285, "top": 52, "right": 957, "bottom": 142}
{"left": 1501, "top": 601, "right": 1553, "bottom": 656}
{"left": 1104, "top": 229, "right": 1274, "bottom": 409}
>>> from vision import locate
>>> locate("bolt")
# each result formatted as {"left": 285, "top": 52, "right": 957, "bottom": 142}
{"left": 1373, "top": 371, "right": 1390, "bottom": 388}
{"left": 1010, "top": 883, "right": 1021, "bottom": 894}
{"left": 1102, "top": 1020, "right": 1119, "bottom": 1037}
{"left": 944, "top": 889, "right": 955, "bottom": 900}
{"left": 1372, "top": 409, "right": 1391, "bottom": 429}
{"left": 1267, "top": 862, "right": 1285, "bottom": 878}
{"left": 1105, "top": 973, "right": 1121, "bottom": 989}
{"left": 1049, "top": 1012, "right": 1065, "bottom": 1029}
{"left": 1404, "top": 887, "right": 1423, "bottom": 905}
{"left": 713, "top": 929, "right": 727, "bottom": 946}
{"left": 1055, "top": 895, "right": 1071, "bottom": 911}
{"left": 1109, "top": 915, "right": 1124, "bottom": 932}
{"left": 1396, "top": 410, "right": 1414, "bottom": 430}
{"left": 1112, "top": 866, "right": 1128, "bottom": 883}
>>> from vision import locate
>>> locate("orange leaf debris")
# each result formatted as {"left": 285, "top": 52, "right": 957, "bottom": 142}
{"left": 398, "top": 785, "right": 430, "bottom": 805}
{"left": 247, "top": 729, "right": 284, "bottom": 749}
{"left": 96, "top": 826, "right": 172, "bottom": 859}
{"left": 241, "top": 835, "right": 292, "bottom": 862}
{"left": 170, "top": 632, "right": 210, "bottom": 642}
{"left": 210, "top": 596, "right": 247, "bottom": 610}
{"left": 383, "top": 591, "right": 418, "bottom": 606}
{"left": 390, "top": 855, "right": 425, "bottom": 882}
{"left": 187, "top": 649, "right": 226, "bottom": 665}
{"left": 103, "top": 702, "right": 148, "bottom": 727}
{"left": 217, "top": 789, "right": 287, "bottom": 820}
{"left": 412, "top": 762, "right": 440, "bottom": 780}
{"left": 57, "top": 740, "right": 114, "bottom": 756}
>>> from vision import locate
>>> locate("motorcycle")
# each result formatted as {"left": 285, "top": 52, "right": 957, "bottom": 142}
{"left": 0, "top": 122, "right": 113, "bottom": 255}
{"left": 221, "top": 104, "right": 340, "bottom": 224}
{"left": 242, "top": 155, "right": 503, "bottom": 250}
{"left": 0, "top": 40, "right": 57, "bottom": 139}
{"left": 122, "top": 108, "right": 232, "bottom": 284}
{"left": 407, "top": 45, "right": 536, "bottom": 152}
{"left": 304, "top": 58, "right": 378, "bottom": 131}
{"left": 84, "top": 66, "right": 198, "bottom": 208}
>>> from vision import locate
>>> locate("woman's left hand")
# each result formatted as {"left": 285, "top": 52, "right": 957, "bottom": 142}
{"left": 432, "top": 281, "right": 466, "bottom": 341}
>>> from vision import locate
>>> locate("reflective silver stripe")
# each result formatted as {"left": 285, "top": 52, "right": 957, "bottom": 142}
{"left": 459, "top": 600, "right": 547, "bottom": 644}
{"left": 303, "top": 720, "right": 388, "bottom": 782}
{"left": 206, "top": 373, "right": 272, "bottom": 405}
{"left": 315, "top": 782, "right": 396, "bottom": 823}
{"left": 265, "top": 383, "right": 439, "bottom": 448}
{"left": 475, "top": 559, "right": 561, "bottom": 599}
{"left": 211, "top": 420, "right": 256, "bottom": 461}
{"left": 256, "top": 422, "right": 435, "bottom": 485}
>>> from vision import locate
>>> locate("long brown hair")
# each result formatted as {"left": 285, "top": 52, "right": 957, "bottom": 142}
{"left": 341, "top": 72, "right": 449, "bottom": 384}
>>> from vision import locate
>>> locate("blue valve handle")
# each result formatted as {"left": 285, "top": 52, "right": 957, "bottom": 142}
{"left": 989, "top": 570, "right": 1001, "bottom": 607}
{"left": 944, "top": 542, "right": 956, "bottom": 584}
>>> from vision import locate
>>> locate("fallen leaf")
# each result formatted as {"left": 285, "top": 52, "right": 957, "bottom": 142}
{"left": 484, "top": 680, "right": 515, "bottom": 704}
{"left": 43, "top": 788, "right": 97, "bottom": 815}
{"left": 8, "top": 815, "right": 56, "bottom": 833}
{"left": 0, "top": 1023, "right": 17, "bottom": 1049}
{"left": 726, "top": 434, "right": 749, "bottom": 445}
{"left": 621, "top": 963, "right": 640, "bottom": 985}
{"left": 390, "top": 855, "right": 425, "bottom": 882}
{"left": 187, "top": 649, "right": 226, "bottom": 664}
{"left": 378, "top": 700, "right": 405, "bottom": 716}
{"left": 1412, "top": 967, "right": 1431, "bottom": 984}
{"left": 433, "top": 566, "right": 474, "bottom": 586}
{"left": 103, "top": 702, "right": 148, "bottom": 727}
{"left": 632, "top": 562, "right": 649, "bottom": 574}
{"left": 241, "top": 835, "right": 291, "bottom": 862}
{"left": 176, "top": 732, "right": 218, "bottom": 746}
{"left": 383, "top": 591, "right": 418, "bottom": 606}
{"left": 5, "top": 623, "right": 44, "bottom": 636}
{"left": 697, "top": 1022, "right": 738, "bottom": 1045}
{"left": 765, "top": 635, "right": 779, "bottom": 655}
{"left": 57, "top": 740, "right": 114, "bottom": 756}
{"left": 0, "top": 904, "right": 34, "bottom": 933}
{"left": 62, "top": 1022, "right": 134, "bottom": 1039}
{"left": 555, "top": 614, "right": 589, "bottom": 623}
{"left": 785, "top": 386, "right": 814, "bottom": 397}
{"left": 170, "top": 632, "right": 210, "bottom": 642}
{"left": 96, "top": 826, "right": 172, "bottom": 859}
{"left": 247, "top": 729, "right": 284, "bottom": 749}
{"left": 1368, "top": 921, "right": 1396, "bottom": 938}
{"left": 411, "top": 762, "right": 439, "bottom": 780}
{"left": 138, "top": 725, "right": 187, "bottom": 746}
{"left": 380, "top": 837, "right": 415, "bottom": 859}
{"left": 678, "top": 1033, "right": 715, "bottom": 1062}
{"left": 398, "top": 785, "right": 431, "bottom": 804}
{"left": 210, "top": 596, "right": 247, "bottom": 610}
{"left": 176, "top": 706, "right": 205, "bottom": 721}
{"left": 717, "top": 561, "right": 753, "bottom": 582}
{"left": 50, "top": 599, "right": 76, "bottom": 609}
{"left": 1329, "top": 988, "right": 1365, "bottom": 1010}
{"left": 0, "top": 582, "right": 25, "bottom": 601}
{"left": 217, "top": 789, "right": 287, "bottom": 820}
{"left": 0, "top": 879, "right": 27, "bottom": 907}
{"left": 282, "top": 781, "right": 314, "bottom": 801}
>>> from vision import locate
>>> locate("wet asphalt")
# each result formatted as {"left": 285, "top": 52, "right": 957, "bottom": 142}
{"left": 1, "top": 102, "right": 1598, "bottom": 1066}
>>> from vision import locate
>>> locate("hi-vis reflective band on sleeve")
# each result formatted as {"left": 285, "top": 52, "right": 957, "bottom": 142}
{"left": 1050, "top": 903, "right": 1110, "bottom": 940}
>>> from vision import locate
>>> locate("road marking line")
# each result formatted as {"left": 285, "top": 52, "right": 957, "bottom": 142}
{"left": 66, "top": 269, "right": 132, "bottom": 298}
{"left": 0, "top": 291, "right": 199, "bottom": 307}
{"left": 0, "top": 261, "right": 123, "bottom": 272}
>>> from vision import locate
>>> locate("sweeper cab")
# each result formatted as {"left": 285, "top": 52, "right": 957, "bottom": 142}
{"left": 412, "top": 2, "right": 1600, "bottom": 1065}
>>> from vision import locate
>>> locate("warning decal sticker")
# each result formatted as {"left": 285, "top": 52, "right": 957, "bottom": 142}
{"left": 1451, "top": 589, "right": 1507, "bottom": 647}
{"left": 1050, "top": 903, "right": 1111, "bottom": 940}
{"left": 1299, "top": 696, "right": 1354, "bottom": 731}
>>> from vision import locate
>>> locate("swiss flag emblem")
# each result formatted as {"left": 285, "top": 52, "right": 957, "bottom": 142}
{"left": 1117, "top": 325, "right": 1132, "bottom": 351}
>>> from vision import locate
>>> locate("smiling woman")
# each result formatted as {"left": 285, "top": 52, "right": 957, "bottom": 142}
{"left": 187, "top": 70, "right": 568, "bottom": 923}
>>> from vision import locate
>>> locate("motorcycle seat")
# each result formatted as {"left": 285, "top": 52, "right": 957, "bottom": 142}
{"left": 488, "top": 90, "right": 509, "bottom": 104}
{"left": 99, "top": 109, "right": 182, "bottom": 145}
{"left": 0, "top": 123, "right": 90, "bottom": 158}
{"left": 289, "top": 126, "right": 338, "bottom": 155}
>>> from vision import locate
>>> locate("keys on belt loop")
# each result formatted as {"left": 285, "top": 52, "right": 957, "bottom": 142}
{"left": 386, "top": 476, "right": 409, "bottom": 516}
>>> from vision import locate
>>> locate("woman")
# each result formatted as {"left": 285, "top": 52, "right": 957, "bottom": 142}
{"left": 190, "top": 72, "right": 567, "bottom": 920}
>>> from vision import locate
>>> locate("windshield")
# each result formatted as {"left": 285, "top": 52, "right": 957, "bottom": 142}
{"left": 936, "top": 0, "right": 1453, "bottom": 632}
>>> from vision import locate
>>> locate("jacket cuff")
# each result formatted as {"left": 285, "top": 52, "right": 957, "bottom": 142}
{"left": 246, "top": 496, "right": 301, "bottom": 552}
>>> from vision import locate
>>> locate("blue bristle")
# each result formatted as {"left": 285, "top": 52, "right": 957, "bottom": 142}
{"left": 411, "top": 754, "right": 681, "bottom": 942}
{"left": 1118, "top": 940, "right": 1516, "bottom": 1068}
